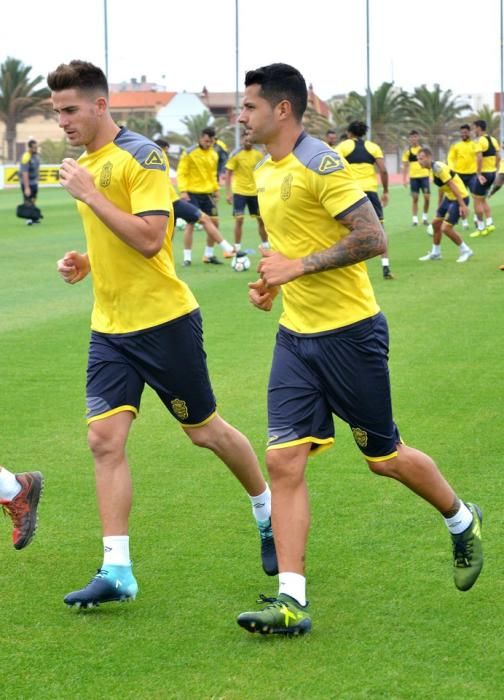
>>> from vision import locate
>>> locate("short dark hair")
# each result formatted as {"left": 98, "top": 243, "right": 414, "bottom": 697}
{"left": 244, "top": 63, "right": 307, "bottom": 122}
{"left": 47, "top": 60, "right": 109, "bottom": 96}
{"left": 27, "top": 139, "right": 37, "bottom": 147}
{"left": 418, "top": 147, "right": 432, "bottom": 156}
{"left": 154, "top": 138, "right": 169, "bottom": 149}
{"left": 326, "top": 129, "right": 337, "bottom": 136}
{"left": 347, "top": 121, "right": 368, "bottom": 138}
{"left": 460, "top": 124, "right": 471, "bottom": 130}
{"left": 409, "top": 130, "right": 419, "bottom": 136}
{"left": 202, "top": 127, "right": 215, "bottom": 138}
{"left": 473, "top": 119, "right": 487, "bottom": 130}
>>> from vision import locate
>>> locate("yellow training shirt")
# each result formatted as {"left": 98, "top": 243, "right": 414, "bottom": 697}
{"left": 336, "top": 138, "right": 383, "bottom": 192}
{"left": 76, "top": 128, "right": 198, "bottom": 334}
{"left": 474, "top": 134, "right": 499, "bottom": 172}
{"left": 255, "top": 133, "right": 379, "bottom": 334}
{"left": 431, "top": 161, "right": 468, "bottom": 200}
{"left": 401, "top": 145, "right": 430, "bottom": 178}
{"left": 447, "top": 140, "right": 477, "bottom": 174}
{"left": 225, "top": 146, "right": 264, "bottom": 195}
{"left": 176, "top": 144, "right": 219, "bottom": 193}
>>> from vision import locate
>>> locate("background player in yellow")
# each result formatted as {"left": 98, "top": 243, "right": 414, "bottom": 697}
{"left": 447, "top": 124, "right": 477, "bottom": 230}
{"left": 401, "top": 130, "right": 431, "bottom": 229}
{"left": 225, "top": 133, "right": 268, "bottom": 251}
{"left": 470, "top": 119, "right": 500, "bottom": 238}
{"left": 235, "top": 62, "right": 483, "bottom": 637}
{"left": 177, "top": 128, "right": 227, "bottom": 265}
{"left": 0, "top": 465, "right": 43, "bottom": 549}
{"left": 337, "top": 121, "right": 394, "bottom": 279}
{"left": 48, "top": 60, "right": 277, "bottom": 610}
{"left": 155, "top": 138, "right": 235, "bottom": 266}
{"left": 417, "top": 148, "right": 473, "bottom": 263}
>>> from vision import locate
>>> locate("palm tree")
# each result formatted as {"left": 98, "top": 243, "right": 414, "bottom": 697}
{"left": 471, "top": 105, "right": 500, "bottom": 138}
{"left": 126, "top": 115, "right": 163, "bottom": 140}
{"left": 338, "top": 82, "right": 410, "bottom": 153}
{"left": 406, "top": 84, "right": 470, "bottom": 159}
{"left": 0, "top": 57, "right": 50, "bottom": 161}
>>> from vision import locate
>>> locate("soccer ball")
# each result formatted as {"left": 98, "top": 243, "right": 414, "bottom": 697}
{"left": 231, "top": 252, "right": 251, "bottom": 272}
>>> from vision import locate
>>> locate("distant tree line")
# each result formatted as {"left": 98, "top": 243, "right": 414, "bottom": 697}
{"left": 1, "top": 57, "right": 501, "bottom": 166}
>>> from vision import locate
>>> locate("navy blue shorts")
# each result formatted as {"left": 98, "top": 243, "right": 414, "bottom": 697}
{"left": 267, "top": 313, "right": 401, "bottom": 461}
{"left": 173, "top": 199, "right": 201, "bottom": 224}
{"left": 86, "top": 310, "right": 216, "bottom": 426}
{"left": 20, "top": 183, "right": 38, "bottom": 200}
{"left": 232, "top": 194, "right": 260, "bottom": 217}
{"left": 188, "top": 192, "right": 218, "bottom": 217}
{"left": 410, "top": 177, "right": 430, "bottom": 194}
{"left": 470, "top": 172, "right": 496, "bottom": 197}
{"left": 435, "top": 196, "right": 470, "bottom": 226}
{"left": 365, "top": 191, "right": 384, "bottom": 222}
{"left": 457, "top": 173, "right": 475, "bottom": 190}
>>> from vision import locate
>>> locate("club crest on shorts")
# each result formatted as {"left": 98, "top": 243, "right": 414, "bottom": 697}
{"left": 171, "top": 398, "right": 188, "bottom": 420}
{"left": 100, "top": 161, "right": 113, "bottom": 187}
{"left": 280, "top": 174, "right": 293, "bottom": 200}
{"left": 351, "top": 427, "right": 368, "bottom": 448}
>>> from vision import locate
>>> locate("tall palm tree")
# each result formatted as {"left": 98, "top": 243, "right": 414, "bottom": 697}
{"left": 406, "top": 84, "right": 470, "bottom": 159}
{"left": 126, "top": 115, "right": 163, "bottom": 140}
{"left": 0, "top": 57, "right": 50, "bottom": 161}
{"left": 471, "top": 105, "right": 500, "bottom": 138}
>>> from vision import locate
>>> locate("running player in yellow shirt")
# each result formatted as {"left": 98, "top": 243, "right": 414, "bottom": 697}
{"left": 235, "top": 62, "right": 483, "bottom": 637}
{"left": 48, "top": 60, "right": 277, "bottom": 609}
{"left": 470, "top": 119, "right": 500, "bottom": 237}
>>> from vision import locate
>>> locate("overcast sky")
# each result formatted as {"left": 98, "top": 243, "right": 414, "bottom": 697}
{"left": 2, "top": 0, "right": 502, "bottom": 102}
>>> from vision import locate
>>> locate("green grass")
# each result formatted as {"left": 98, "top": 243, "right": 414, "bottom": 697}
{"left": 1, "top": 185, "right": 503, "bottom": 699}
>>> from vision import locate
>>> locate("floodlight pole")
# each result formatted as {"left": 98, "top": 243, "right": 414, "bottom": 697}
{"left": 104, "top": 0, "right": 109, "bottom": 78}
{"left": 234, "top": 0, "right": 241, "bottom": 149}
{"left": 366, "top": 0, "right": 372, "bottom": 139}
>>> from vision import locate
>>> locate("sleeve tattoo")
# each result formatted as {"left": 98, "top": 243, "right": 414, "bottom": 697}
{"left": 302, "top": 200, "right": 386, "bottom": 274}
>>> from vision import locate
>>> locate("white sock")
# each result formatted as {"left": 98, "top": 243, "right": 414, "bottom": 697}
{"left": 413, "top": 216, "right": 418, "bottom": 224}
{"left": 433, "top": 244, "right": 441, "bottom": 255}
{"left": 444, "top": 502, "right": 473, "bottom": 535}
{"left": 460, "top": 242, "right": 470, "bottom": 253}
{"left": 279, "top": 572, "right": 306, "bottom": 606}
{"left": 422, "top": 214, "right": 428, "bottom": 223}
{"left": 234, "top": 243, "right": 241, "bottom": 251}
{"left": 261, "top": 241, "right": 270, "bottom": 249}
{"left": 462, "top": 219, "right": 469, "bottom": 228}
{"left": 103, "top": 536, "right": 131, "bottom": 567}
{"left": 381, "top": 257, "right": 389, "bottom": 267}
{"left": 249, "top": 485, "right": 271, "bottom": 522}
{"left": 0, "top": 467, "right": 21, "bottom": 501}
{"left": 486, "top": 217, "right": 493, "bottom": 226}
{"left": 183, "top": 249, "right": 192, "bottom": 262}
{"left": 219, "top": 240, "right": 234, "bottom": 253}
{"left": 204, "top": 246, "right": 214, "bottom": 258}
{"left": 478, "top": 220, "right": 485, "bottom": 231}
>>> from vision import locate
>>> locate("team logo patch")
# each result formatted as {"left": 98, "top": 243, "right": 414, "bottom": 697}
{"left": 100, "top": 161, "right": 113, "bottom": 187}
{"left": 144, "top": 149, "right": 164, "bottom": 167}
{"left": 352, "top": 427, "right": 368, "bottom": 448}
{"left": 171, "top": 398, "right": 189, "bottom": 420}
{"left": 318, "top": 154, "right": 343, "bottom": 174}
{"left": 280, "top": 174, "right": 293, "bottom": 200}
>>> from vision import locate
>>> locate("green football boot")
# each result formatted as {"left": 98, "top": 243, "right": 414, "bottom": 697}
{"left": 237, "top": 593, "right": 311, "bottom": 636}
{"left": 451, "top": 503, "right": 483, "bottom": 591}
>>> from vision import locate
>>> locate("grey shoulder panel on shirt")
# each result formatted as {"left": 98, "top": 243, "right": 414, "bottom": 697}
{"left": 293, "top": 134, "right": 345, "bottom": 175}
{"left": 115, "top": 129, "right": 166, "bottom": 171}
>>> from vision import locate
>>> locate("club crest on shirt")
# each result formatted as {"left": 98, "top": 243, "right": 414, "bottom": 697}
{"left": 100, "top": 161, "right": 113, "bottom": 187}
{"left": 351, "top": 427, "right": 368, "bottom": 448}
{"left": 280, "top": 174, "right": 293, "bottom": 200}
{"left": 171, "top": 398, "right": 189, "bottom": 420}
{"left": 318, "top": 153, "right": 343, "bottom": 174}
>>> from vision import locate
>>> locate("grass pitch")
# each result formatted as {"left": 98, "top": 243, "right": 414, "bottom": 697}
{"left": 1, "top": 185, "right": 503, "bottom": 699}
